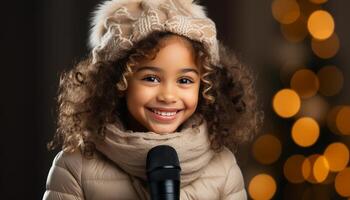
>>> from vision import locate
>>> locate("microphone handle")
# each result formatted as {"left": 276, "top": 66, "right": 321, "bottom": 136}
{"left": 149, "top": 179, "right": 180, "bottom": 200}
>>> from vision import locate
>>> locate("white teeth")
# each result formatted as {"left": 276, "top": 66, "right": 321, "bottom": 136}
{"left": 152, "top": 109, "right": 177, "bottom": 116}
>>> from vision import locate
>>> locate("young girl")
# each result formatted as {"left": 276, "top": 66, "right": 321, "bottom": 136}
{"left": 43, "top": 0, "right": 262, "bottom": 199}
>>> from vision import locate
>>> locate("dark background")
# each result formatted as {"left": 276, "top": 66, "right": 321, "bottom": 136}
{"left": 1, "top": 0, "right": 349, "bottom": 199}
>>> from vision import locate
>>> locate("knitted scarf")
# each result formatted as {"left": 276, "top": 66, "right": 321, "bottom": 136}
{"left": 94, "top": 114, "right": 215, "bottom": 188}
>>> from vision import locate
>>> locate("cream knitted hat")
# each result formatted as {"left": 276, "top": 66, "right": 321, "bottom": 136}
{"left": 89, "top": 0, "right": 219, "bottom": 65}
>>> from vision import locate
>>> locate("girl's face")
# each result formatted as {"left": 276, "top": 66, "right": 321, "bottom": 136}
{"left": 125, "top": 36, "right": 200, "bottom": 134}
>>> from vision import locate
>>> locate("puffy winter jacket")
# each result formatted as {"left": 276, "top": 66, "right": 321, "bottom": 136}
{"left": 43, "top": 148, "right": 247, "bottom": 200}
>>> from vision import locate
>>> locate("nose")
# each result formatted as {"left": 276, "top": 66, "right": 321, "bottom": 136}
{"left": 156, "top": 83, "right": 178, "bottom": 104}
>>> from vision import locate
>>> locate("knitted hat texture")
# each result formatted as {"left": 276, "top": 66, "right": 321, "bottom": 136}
{"left": 89, "top": 0, "right": 219, "bottom": 64}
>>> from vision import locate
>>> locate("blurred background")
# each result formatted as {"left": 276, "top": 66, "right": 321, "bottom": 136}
{"left": 1, "top": 0, "right": 349, "bottom": 199}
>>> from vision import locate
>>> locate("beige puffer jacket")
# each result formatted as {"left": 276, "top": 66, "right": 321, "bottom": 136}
{"left": 43, "top": 147, "right": 246, "bottom": 200}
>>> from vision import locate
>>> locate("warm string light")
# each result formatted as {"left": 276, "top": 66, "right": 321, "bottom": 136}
{"left": 284, "top": 154, "right": 306, "bottom": 183}
{"left": 248, "top": 174, "right": 277, "bottom": 199}
{"left": 266, "top": 0, "right": 349, "bottom": 199}
{"left": 272, "top": 89, "right": 301, "bottom": 118}
{"left": 252, "top": 134, "right": 282, "bottom": 165}
{"left": 291, "top": 117, "right": 320, "bottom": 147}
{"left": 307, "top": 10, "right": 334, "bottom": 40}
{"left": 335, "top": 106, "right": 350, "bottom": 135}
{"left": 327, "top": 106, "right": 350, "bottom": 135}
{"left": 290, "top": 69, "right": 319, "bottom": 99}
{"left": 311, "top": 33, "right": 340, "bottom": 59}
{"left": 280, "top": 16, "right": 308, "bottom": 43}
{"left": 283, "top": 143, "right": 349, "bottom": 185}
{"left": 272, "top": 0, "right": 300, "bottom": 24}
{"left": 335, "top": 167, "right": 350, "bottom": 197}
{"left": 324, "top": 143, "right": 349, "bottom": 172}
{"left": 317, "top": 66, "right": 344, "bottom": 96}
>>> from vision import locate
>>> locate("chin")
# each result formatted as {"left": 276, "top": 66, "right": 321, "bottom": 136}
{"left": 148, "top": 125, "right": 179, "bottom": 134}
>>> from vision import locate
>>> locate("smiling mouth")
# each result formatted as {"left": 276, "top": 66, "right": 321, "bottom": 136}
{"left": 147, "top": 108, "right": 182, "bottom": 116}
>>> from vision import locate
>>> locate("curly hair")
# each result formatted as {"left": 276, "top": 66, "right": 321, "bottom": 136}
{"left": 48, "top": 31, "right": 263, "bottom": 155}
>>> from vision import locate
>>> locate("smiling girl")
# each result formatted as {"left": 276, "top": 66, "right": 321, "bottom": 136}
{"left": 43, "top": 0, "right": 262, "bottom": 199}
{"left": 125, "top": 35, "right": 201, "bottom": 134}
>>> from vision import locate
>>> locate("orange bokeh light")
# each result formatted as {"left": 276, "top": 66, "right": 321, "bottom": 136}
{"left": 326, "top": 106, "right": 343, "bottom": 135}
{"left": 324, "top": 142, "right": 349, "bottom": 172}
{"left": 281, "top": 15, "right": 308, "bottom": 42}
{"left": 272, "top": 0, "right": 300, "bottom": 24}
{"left": 273, "top": 89, "right": 301, "bottom": 118}
{"left": 312, "top": 33, "right": 340, "bottom": 59}
{"left": 313, "top": 155, "right": 329, "bottom": 183}
{"left": 290, "top": 69, "right": 319, "bottom": 99}
{"left": 249, "top": 174, "right": 277, "bottom": 200}
{"left": 335, "top": 167, "right": 350, "bottom": 197}
{"left": 284, "top": 155, "right": 306, "bottom": 183}
{"left": 252, "top": 134, "right": 282, "bottom": 165}
{"left": 292, "top": 117, "right": 320, "bottom": 147}
{"left": 307, "top": 10, "right": 335, "bottom": 40}
{"left": 336, "top": 106, "right": 350, "bottom": 135}
{"left": 317, "top": 66, "right": 344, "bottom": 96}
{"left": 302, "top": 154, "right": 329, "bottom": 184}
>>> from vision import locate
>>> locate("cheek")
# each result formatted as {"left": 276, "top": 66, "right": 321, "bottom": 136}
{"left": 126, "top": 80, "right": 154, "bottom": 106}
{"left": 182, "top": 86, "right": 200, "bottom": 109}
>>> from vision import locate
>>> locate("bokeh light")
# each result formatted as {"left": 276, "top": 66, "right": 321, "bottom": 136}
{"left": 292, "top": 117, "right": 320, "bottom": 147}
{"left": 313, "top": 155, "right": 329, "bottom": 183}
{"left": 272, "top": 0, "right": 300, "bottom": 24}
{"left": 336, "top": 106, "right": 350, "bottom": 135}
{"left": 284, "top": 154, "right": 306, "bottom": 183}
{"left": 268, "top": 0, "right": 347, "bottom": 198}
{"left": 273, "top": 89, "right": 301, "bottom": 118}
{"left": 302, "top": 156, "right": 313, "bottom": 183}
{"left": 290, "top": 69, "right": 319, "bottom": 98}
{"left": 311, "top": 33, "right": 340, "bottom": 59}
{"left": 335, "top": 167, "right": 350, "bottom": 197}
{"left": 326, "top": 106, "right": 343, "bottom": 135}
{"left": 317, "top": 66, "right": 344, "bottom": 96}
{"left": 324, "top": 142, "right": 349, "bottom": 172}
{"left": 307, "top": 10, "right": 335, "bottom": 40}
{"left": 248, "top": 174, "right": 277, "bottom": 200}
{"left": 252, "top": 134, "right": 282, "bottom": 165}
{"left": 302, "top": 154, "right": 329, "bottom": 183}
{"left": 280, "top": 16, "right": 308, "bottom": 42}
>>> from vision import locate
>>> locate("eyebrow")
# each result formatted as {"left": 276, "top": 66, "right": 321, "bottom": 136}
{"left": 135, "top": 66, "right": 199, "bottom": 75}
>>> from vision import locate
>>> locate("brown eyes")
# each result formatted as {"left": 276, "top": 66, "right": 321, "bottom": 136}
{"left": 142, "top": 75, "right": 160, "bottom": 83}
{"left": 142, "top": 75, "right": 194, "bottom": 84}
{"left": 178, "top": 78, "right": 194, "bottom": 84}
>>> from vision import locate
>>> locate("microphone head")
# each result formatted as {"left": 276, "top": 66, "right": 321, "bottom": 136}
{"left": 146, "top": 145, "right": 181, "bottom": 181}
{"left": 146, "top": 145, "right": 181, "bottom": 200}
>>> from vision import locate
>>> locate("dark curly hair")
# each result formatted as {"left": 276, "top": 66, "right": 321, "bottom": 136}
{"left": 48, "top": 31, "right": 263, "bottom": 155}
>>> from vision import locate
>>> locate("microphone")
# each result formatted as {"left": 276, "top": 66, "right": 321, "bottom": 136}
{"left": 146, "top": 145, "right": 181, "bottom": 200}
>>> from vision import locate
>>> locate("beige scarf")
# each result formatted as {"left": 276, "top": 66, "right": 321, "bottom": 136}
{"left": 94, "top": 114, "right": 215, "bottom": 188}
